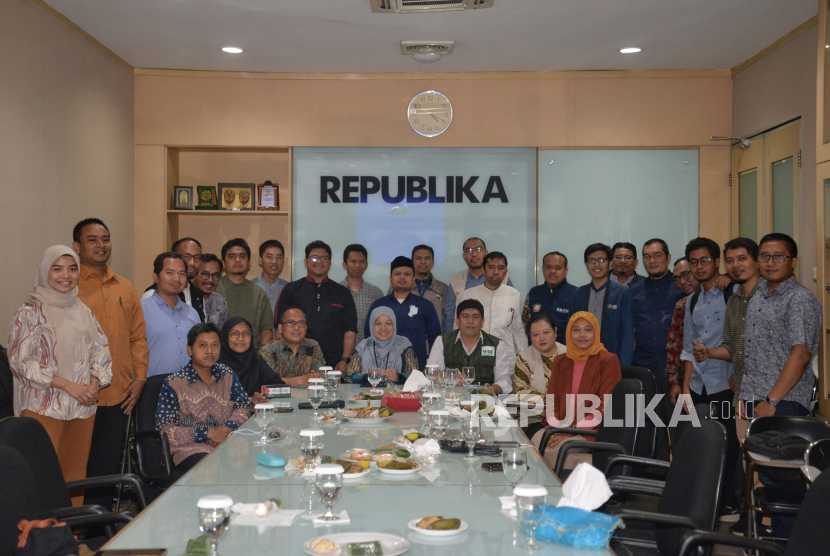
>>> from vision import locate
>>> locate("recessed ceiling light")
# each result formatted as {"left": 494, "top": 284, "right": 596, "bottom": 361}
{"left": 221, "top": 46, "right": 243, "bottom": 54}
{"left": 412, "top": 53, "right": 442, "bottom": 63}
{"left": 620, "top": 47, "right": 642, "bottom": 54}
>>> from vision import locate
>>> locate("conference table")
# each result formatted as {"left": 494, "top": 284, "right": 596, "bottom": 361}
{"left": 102, "top": 385, "right": 614, "bottom": 555}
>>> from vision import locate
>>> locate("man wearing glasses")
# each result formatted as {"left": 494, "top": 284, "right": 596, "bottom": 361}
{"left": 609, "top": 242, "right": 645, "bottom": 287}
{"left": 215, "top": 238, "right": 274, "bottom": 350}
{"left": 443, "top": 237, "right": 514, "bottom": 333}
{"left": 193, "top": 254, "right": 228, "bottom": 327}
{"left": 569, "top": 243, "right": 634, "bottom": 365}
{"left": 664, "top": 257, "right": 700, "bottom": 407}
{"left": 142, "top": 237, "right": 206, "bottom": 321}
{"left": 276, "top": 240, "right": 357, "bottom": 372}
{"left": 260, "top": 307, "right": 325, "bottom": 387}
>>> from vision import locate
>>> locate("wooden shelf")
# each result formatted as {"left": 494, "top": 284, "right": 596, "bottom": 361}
{"left": 167, "top": 210, "right": 289, "bottom": 215}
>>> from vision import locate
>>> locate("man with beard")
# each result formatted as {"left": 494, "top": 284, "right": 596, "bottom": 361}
{"left": 443, "top": 237, "right": 513, "bottom": 333}
{"left": 522, "top": 251, "right": 577, "bottom": 345}
{"left": 142, "top": 237, "right": 205, "bottom": 321}
{"left": 664, "top": 257, "right": 700, "bottom": 406}
{"left": 193, "top": 254, "right": 228, "bottom": 327}
{"left": 610, "top": 242, "right": 645, "bottom": 287}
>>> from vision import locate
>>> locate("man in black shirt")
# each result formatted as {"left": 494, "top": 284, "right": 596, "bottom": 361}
{"left": 277, "top": 240, "right": 357, "bottom": 372}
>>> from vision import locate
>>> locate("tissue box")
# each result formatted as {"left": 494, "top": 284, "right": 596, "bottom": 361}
{"left": 531, "top": 506, "right": 622, "bottom": 549}
{"left": 381, "top": 393, "right": 421, "bottom": 412}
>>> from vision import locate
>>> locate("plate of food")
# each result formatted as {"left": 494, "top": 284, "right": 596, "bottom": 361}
{"left": 339, "top": 448, "right": 376, "bottom": 465}
{"left": 376, "top": 459, "right": 420, "bottom": 475}
{"left": 303, "top": 533, "right": 410, "bottom": 556}
{"left": 334, "top": 458, "right": 372, "bottom": 479}
{"left": 338, "top": 406, "right": 394, "bottom": 423}
{"left": 408, "top": 517, "right": 468, "bottom": 537}
{"left": 394, "top": 432, "right": 429, "bottom": 449}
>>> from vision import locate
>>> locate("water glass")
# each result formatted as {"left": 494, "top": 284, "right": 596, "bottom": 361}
{"left": 254, "top": 403, "right": 274, "bottom": 443}
{"left": 308, "top": 385, "right": 325, "bottom": 420}
{"left": 318, "top": 366, "right": 333, "bottom": 399}
{"left": 514, "top": 484, "right": 547, "bottom": 552}
{"left": 197, "top": 495, "right": 233, "bottom": 556}
{"left": 462, "top": 366, "right": 475, "bottom": 391}
{"left": 325, "top": 370, "right": 341, "bottom": 400}
{"left": 424, "top": 365, "right": 439, "bottom": 389}
{"left": 368, "top": 367, "right": 383, "bottom": 389}
{"left": 460, "top": 417, "right": 480, "bottom": 461}
{"left": 502, "top": 447, "right": 528, "bottom": 488}
{"left": 429, "top": 410, "right": 450, "bottom": 443}
{"left": 314, "top": 464, "right": 344, "bottom": 521}
{"left": 300, "top": 429, "right": 324, "bottom": 470}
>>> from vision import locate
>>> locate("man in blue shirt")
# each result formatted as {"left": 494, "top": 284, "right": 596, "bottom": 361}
{"left": 443, "top": 237, "right": 514, "bottom": 332}
{"left": 569, "top": 243, "right": 634, "bottom": 365}
{"left": 522, "top": 251, "right": 577, "bottom": 345}
{"left": 680, "top": 237, "right": 739, "bottom": 517}
{"left": 141, "top": 253, "right": 202, "bottom": 393}
{"left": 366, "top": 256, "right": 441, "bottom": 369}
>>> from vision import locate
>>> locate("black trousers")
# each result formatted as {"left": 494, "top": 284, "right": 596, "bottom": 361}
{"left": 84, "top": 404, "right": 130, "bottom": 509}
{"left": 690, "top": 386, "right": 740, "bottom": 509}
{"left": 176, "top": 453, "right": 207, "bottom": 473}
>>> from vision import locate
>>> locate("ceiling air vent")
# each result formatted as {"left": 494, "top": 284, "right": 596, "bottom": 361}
{"left": 371, "top": 0, "right": 493, "bottom": 14}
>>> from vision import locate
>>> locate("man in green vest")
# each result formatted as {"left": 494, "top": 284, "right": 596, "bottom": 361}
{"left": 426, "top": 299, "right": 512, "bottom": 394}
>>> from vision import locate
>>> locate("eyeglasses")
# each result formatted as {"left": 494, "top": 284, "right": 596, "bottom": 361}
{"left": 308, "top": 255, "right": 330, "bottom": 263}
{"left": 199, "top": 271, "right": 221, "bottom": 281}
{"left": 642, "top": 252, "right": 665, "bottom": 261}
{"left": 688, "top": 257, "right": 713, "bottom": 267}
{"left": 672, "top": 271, "right": 692, "bottom": 283}
{"left": 229, "top": 330, "right": 252, "bottom": 339}
{"left": 281, "top": 320, "right": 307, "bottom": 329}
{"left": 758, "top": 254, "right": 791, "bottom": 263}
{"left": 586, "top": 257, "right": 608, "bottom": 265}
{"left": 179, "top": 254, "right": 202, "bottom": 262}
{"left": 463, "top": 246, "right": 484, "bottom": 254}
{"left": 613, "top": 255, "right": 635, "bottom": 261}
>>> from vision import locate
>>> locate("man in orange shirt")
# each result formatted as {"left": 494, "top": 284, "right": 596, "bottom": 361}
{"left": 73, "top": 218, "right": 149, "bottom": 509}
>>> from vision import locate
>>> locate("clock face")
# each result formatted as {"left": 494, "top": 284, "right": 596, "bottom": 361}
{"left": 408, "top": 90, "right": 452, "bottom": 137}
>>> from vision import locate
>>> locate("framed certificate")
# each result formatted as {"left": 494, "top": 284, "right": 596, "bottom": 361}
{"left": 257, "top": 181, "right": 280, "bottom": 210}
{"left": 173, "top": 186, "right": 193, "bottom": 210}
{"left": 196, "top": 185, "right": 217, "bottom": 210}
{"left": 218, "top": 183, "right": 255, "bottom": 211}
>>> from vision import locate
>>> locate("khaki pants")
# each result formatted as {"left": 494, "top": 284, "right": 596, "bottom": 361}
{"left": 21, "top": 410, "right": 95, "bottom": 506}
{"left": 531, "top": 429, "right": 592, "bottom": 472}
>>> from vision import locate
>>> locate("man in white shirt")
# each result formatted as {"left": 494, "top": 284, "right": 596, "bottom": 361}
{"left": 427, "top": 299, "right": 512, "bottom": 394}
{"left": 454, "top": 252, "right": 528, "bottom": 370}
{"left": 141, "top": 237, "right": 205, "bottom": 321}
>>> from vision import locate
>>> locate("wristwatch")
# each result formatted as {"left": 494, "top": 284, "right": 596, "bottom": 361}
{"left": 765, "top": 396, "right": 779, "bottom": 408}
{"left": 340, "top": 356, "right": 350, "bottom": 363}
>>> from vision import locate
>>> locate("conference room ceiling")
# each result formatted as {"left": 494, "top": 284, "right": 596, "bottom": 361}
{"left": 43, "top": 0, "right": 817, "bottom": 73}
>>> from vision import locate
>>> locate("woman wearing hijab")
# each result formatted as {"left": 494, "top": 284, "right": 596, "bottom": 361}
{"left": 346, "top": 307, "right": 418, "bottom": 385}
{"left": 219, "top": 317, "right": 283, "bottom": 405}
{"left": 8, "top": 245, "right": 112, "bottom": 499}
{"left": 514, "top": 314, "right": 567, "bottom": 437}
{"left": 532, "top": 311, "right": 621, "bottom": 471}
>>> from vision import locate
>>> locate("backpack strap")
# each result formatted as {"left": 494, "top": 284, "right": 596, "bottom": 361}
{"left": 688, "top": 290, "right": 701, "bottom": 316}
{"left": 689, "top": 282, "right": 736, "bottom": 316}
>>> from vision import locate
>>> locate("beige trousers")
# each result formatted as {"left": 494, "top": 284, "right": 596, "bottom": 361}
{"left": 531, "top": 428, "right": 593, "bottom": 472}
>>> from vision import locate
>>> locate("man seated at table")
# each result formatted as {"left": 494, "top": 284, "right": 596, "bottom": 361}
{"left": 260, "top": 306, "right": 326, "bottom": 387}
{"left": 155, "top": 322, "right": 252, "bottom": 474}
{"left": 427, "top": 299, "right": 512, "bottom": 395}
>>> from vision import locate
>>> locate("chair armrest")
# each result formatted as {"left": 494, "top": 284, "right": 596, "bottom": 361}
{"left": 678, "top": 530, "right": 784, "bottom": 556}
{"left": 66, "top": 473, "right": 149, "bottom": 510}
{"left": 605, "top": 508, "right": 701, "bottom": 530}
{"left": 554, "top": 440, "right": 627, "bottom": 476}
{"left": 604, "top": 453, "right": 671, "bottom": 475}
{"left": 61, "top": 511, "right": 134, "bottom": 531}
{"left": 36, "top": 504, "right": 109, "bottom": 521}
{"left": 539, "top": 427, "right": 598, "bottom": 456}
{"left": 134, "top": 429, "right": 174, "bottom": 484}
{"left": 605, "top": 476, "right": 666, "bottom": 497}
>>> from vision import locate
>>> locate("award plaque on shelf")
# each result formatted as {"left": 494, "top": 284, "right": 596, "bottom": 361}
{"left": 196, "top": 185, "right": 217, "bottom": 210}
{"left": 257, "top": 180, "right": 280, "bottom": 210}
{"left": 173, "top": 186, "right": 193, "bottom": 209}
{"left": 218, "top": 183, "right": 256, "bottom": 211}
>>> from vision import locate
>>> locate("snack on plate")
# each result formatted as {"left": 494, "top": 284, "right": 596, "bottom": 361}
{"left": 320, "top": 410, "right": 337, "bottom": 421}
{"left": 339, "top": 406, "right": 396, "bottom": 419}
{"left": 395, "top": 432, "right": 427, "bottom": 444}
{"left": 321, "top": 455, "right": 334, "bottom": 464}
{"left": 376, "top": 458, "right": 418, "bottom": 470}
{"left": 416, "top": 516, "right": 461, "bottom": 530}
{"left": 347, "top": 541, "right": 383, "bottom": 556}
{"left": 311, "top": 537, "right": 340, "bottom": 554}
{"left": 387, "top": 387, "right": 421, "bottom": 399}
{"left": 335, "top": 459, "right": 365, "bottom": 474}
{"left": 348, "top": 448, "right": 374, "bottom": 461}
{"left": 292, "top": 457, "right": 309, "bottom": 469}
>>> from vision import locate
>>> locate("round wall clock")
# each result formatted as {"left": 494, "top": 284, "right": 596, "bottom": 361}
{"left": 407, "top": 90, "right": 452, "bottom": 137}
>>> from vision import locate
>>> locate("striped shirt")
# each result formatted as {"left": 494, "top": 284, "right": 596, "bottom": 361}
{"left": 719, "top": 278, "right": 762, "bottom": 402}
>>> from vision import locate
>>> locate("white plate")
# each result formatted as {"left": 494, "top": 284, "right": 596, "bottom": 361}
{"left": 341, "top": 416, "right": 388, "bottom": 424}
{"left": 338, "top": 452, "right": 378, "bottom": 467}
{"left": 341, "top": 468, "right": 372, "bottom": 480}
{"left": 406, "top": 531, "right": 469, "bottom": 546}
{"left": 377, "top": 463, "right": 420, "bottom": 475}
{"left": 347, "top": 399, "right": 382, "bottom": 408}
{"left": 407, "top": 519, "right": 468, "bottom": 537}
{"left": 302, "top": 532, "right": 410, "bottom": 556}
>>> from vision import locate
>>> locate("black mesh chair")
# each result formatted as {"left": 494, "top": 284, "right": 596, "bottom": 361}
{"left": 679, "top": 465, "right": 830, "bottom": 556}
{"left": 0, "top": 416, "right": 147, "bottom": 529}
{"left": 0, "top": 445, "right": 42, "bottom": 554}
{"left": 620, "top": 366, "right": 657, "bottom": 459}
{"left": 602, "top": 419, "right": 727, "bottom": 555}
{"left": 801, "top": 438, "right": 830, "bottom": 483}
{"left": 133, "top": 374, "right": 174, "bottom": 496}
{"left": 0, "top": 346, "right": 13, "bottom": 419}
{"left": 539, "top": 378, "right": 641, "bottom": 480}
{"left": 743, "top": 416, "right": 830, "bottom": 540}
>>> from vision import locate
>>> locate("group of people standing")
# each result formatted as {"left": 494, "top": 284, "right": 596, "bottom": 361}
{"left": 4, "top": 217, "right": 823, "bottom": 542}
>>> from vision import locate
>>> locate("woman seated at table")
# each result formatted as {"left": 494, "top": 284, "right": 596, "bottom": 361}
{"left": 532, "top": 311, "right": 621, "bottom": 471}
{"left": 513, "top": 314, "right": 566, "bottom": 439}
{"left": 156, "top": 322, "right": 252, "bottom": 473}
{"left": 219, "top": 317, "right": 283, "bottom": 405}
{"left": 259, "top": 306, "right": 325, "bottom": 387}
{"left": 346, "top": 307, "right": 418, "bottom": 385}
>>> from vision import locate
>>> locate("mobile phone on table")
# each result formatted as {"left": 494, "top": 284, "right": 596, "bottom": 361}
{"left": 483, "top": 441, "right": 520, "bottom": 448}
{"left": 482, "top": 462, "right": 503, "bottom": 472}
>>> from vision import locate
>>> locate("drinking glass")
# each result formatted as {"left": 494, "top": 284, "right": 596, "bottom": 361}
{"left": 514, "top": 484, "right": 547, "bottom": 552}
{"left": 424, "top": 365, "right": 439, "bottom": 390}
{"left": 502, "top": 447, "right": 528, "bottom": 488}
{"left": 417, "top": 383, "right": 430, "bottom": 422}
{"left": 325, "top": 370, "right": 341, "bottom": 400}
{"left": 314, "top": 464, "right": 344, "bottom": 521}
{"left": 368, "top": 367, "right": 383, "bottom": 390}
{"left": 197, "top": 495, "right": 233, "bottom": 556}
{"left": 308, "top": 385, "right": 325, "bottom": 420}
{"left": 421, "top": 392, "right": 441, "bottom": 414}
{"left": 318, "top": 366, "right": 333, "bottom": 400}
{"left": 300, "top": 429, "right": 324, "bottom": 470}
{"left": 462, "top": 366, "right": 475, "bottom": 392}
{"left": 254, "top": 403, "right": 274, "bottom": 443}
{"left": 429, "top": 410, "right": 450, "bottom": 444}
{"left": 461, "top": 417, "right": 481, "bottom": 461}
